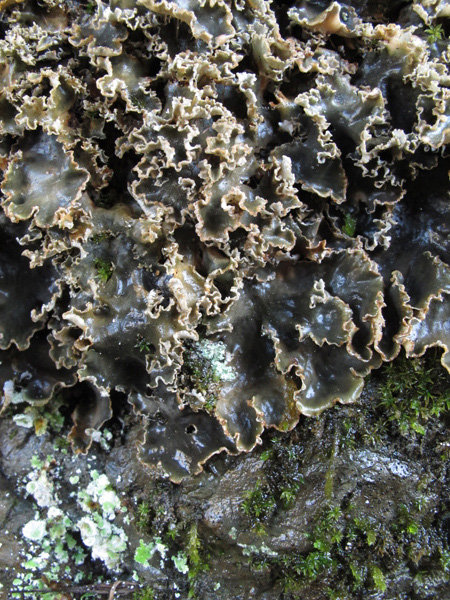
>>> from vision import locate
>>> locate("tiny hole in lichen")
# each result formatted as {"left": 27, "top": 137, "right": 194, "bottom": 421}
{"left": 152, "top": 411, "right": 167, "bottom": 426}
{"left": 340, "top": 7, "right": 350, "bottom": 23}
{"left": 185, "top": 424, "right": 197, "bottom": 435}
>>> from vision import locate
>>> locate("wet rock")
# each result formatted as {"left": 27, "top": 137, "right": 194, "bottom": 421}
{"left": 203, "top": 455, "right": 264, "bottom": 539}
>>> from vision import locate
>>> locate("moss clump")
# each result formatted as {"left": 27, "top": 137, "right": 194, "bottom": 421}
{"left": 242, "top": 480, "right": 277, "bottom": 534}
{"left": 242, "top": 436, "right": 305, "bottom": 532}
{"left": 135, "top": 337, "right": 153, "bottom": 354}
{"left": 377, "top": 350, "right": 450, "bottom": 437}
{"left": 339, "top": 349, "right": 450, "bottom": 450}
{"left": 94, "top": 258, "right": 113, "bottom": 284}
{"left": 370, "top": 565, "right": 387, "bottom": 592}
{"left": 91, "top": 232, "right": 111, "bottom": 244}
{"left": 251, "top": 505, "right": 341, "bottom": 591}
{"left": 261, "top": 437, "right": 305, "bottom": 509}
{"left": 342, "top": 212, "right": 357, "bottom": 237}
{"left": 133, "top": 589, "right": 155, "bottom": 600}
{"left": 250, "top": 495, "right": 449, "bottom": 596}
{"left": 186, "top": 522, "right": 209, "bottom": 578}
{"left": 133, "top": 485, "right": 170, "bottom": 536}
{"left": 425, "top": 23, "right": 445, "bottom": 44}
{"left": 84, "top": 1, "right": 96, "bottom": 14}
{"left": 135, "top": 500, "right": 154, "bottom": 533}
{"left": 132, "top": 489, "right": 211, "bottom": 599}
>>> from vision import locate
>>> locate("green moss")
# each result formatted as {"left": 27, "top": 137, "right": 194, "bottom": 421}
{"left": 132, "top": 495, "right": 210, "bottom": 599}
{"left": 91, "top": 232, "right": 111, "bottom": 244}
{"left": 370, "top": 565, "right": 387, "bottom": 592}
{"left": 53, "top": 436, "right": 70, "bottom": 450}
{"left": 248, "top": 504, "right": 344, "bottom": 590}
{"left": 394, "top": 504, "right": 420, "bottom": 537}
{"left": 242, "top": 480, "right": 277, "bottom": 532}
{"left": 135, "top": 500, "right": 153, "bottom": 533}
{"left": 342, "top": 213, "right": 357, "bottom": 237}
{"left": 425, "top": 23, "right": 444, "bottom": 44}
{"left": 352, "top": 517, "right": 377, "bottom": 546}
{"left": 256, "top": 547, "right": 335, "bottom": 592}
{"left": 311, "top": 505, "right": 344, "bottom": 553}
{"left": 349, "top": 561, "right": 367, "bottom": 590}
{"left": 340, "top": 418, "right": 357, "bottom": 449}
{"left": 258, "top": 436, "right": 305, "bottom": 510}
{"left": 292, "top": 550, "right": 334, "bottom": 581}
{"left": 376, "top": 350, "right": 450, "bottom": 437}
{"left": 133, "top": 588, "right": 155, "bottom": 600}
{"left": 247, "top": 482, "right": 450, "bottom": 597}
{"left": 326, "top": 588, "right": 350, "bottom": 600}
{"left": 242, "top": 349, "right": 450, "bottom": 597}
{"left": 338, "top": 349, "right": 450, "bottom": 452}
{"left": 94, "top": 258, "right": 113, "bottom": 284}
{"left": 135, "top": 337, "right": 152, "bottom": 354}
{"left": 186, "top": 522, "right": 209, "bottom": 577}
{"left": 279, "top": 481, "right": 301, "bottom": 508}
{"left": 440, "top": 548, "right": 450, "bottom": 571}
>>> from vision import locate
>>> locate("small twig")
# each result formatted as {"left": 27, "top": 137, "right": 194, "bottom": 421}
{"left": 13, "top": 581, "right": 139, "bottom": 597}
{"left": 108, "top": 581, "right": 123, "bottom": 600}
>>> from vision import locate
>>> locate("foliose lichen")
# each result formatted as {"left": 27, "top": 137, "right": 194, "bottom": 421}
{"left": 1, "top": 0, "right": 450, "bottom": 480}
{"left": 14, "top": 455, "right": 129, "bottom": 594}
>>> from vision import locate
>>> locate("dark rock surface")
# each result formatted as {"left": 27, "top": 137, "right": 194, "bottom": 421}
{"left": 1, "top": 354, "right": 450, "bottom": 599}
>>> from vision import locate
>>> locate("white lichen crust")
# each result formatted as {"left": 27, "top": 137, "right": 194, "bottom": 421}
{"left": 21, "top": 457, "right": 128, "bottom": 573}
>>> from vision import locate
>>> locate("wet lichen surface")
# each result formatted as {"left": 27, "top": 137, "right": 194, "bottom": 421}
{"left": 1, "top": 0, "right": 450, "bottom": 597}
{"left": 2, "top": 0, "right": 450, "bottom": 481}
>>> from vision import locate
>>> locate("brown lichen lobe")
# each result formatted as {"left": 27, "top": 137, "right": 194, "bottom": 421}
{"left": 1, "top": 0, "right": 450, "bottom": 481}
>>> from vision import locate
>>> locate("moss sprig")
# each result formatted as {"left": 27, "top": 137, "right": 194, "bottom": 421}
{"left": 94, "top": 258, "right": 113, "bottom": 284}
{"left": 376, "top": 350, "right": 450, "bottom": 437}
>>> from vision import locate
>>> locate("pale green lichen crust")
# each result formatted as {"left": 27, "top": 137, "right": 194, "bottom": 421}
{"left": 1, "top": 0, "right": 450, "bottom": 481}
{"left": 13, "top": 455, "right": 129, "bottom": 595}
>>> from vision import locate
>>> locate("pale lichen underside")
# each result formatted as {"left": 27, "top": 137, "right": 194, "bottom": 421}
{"left": 1, "top": 0, "right": 450, "bottom": 481}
